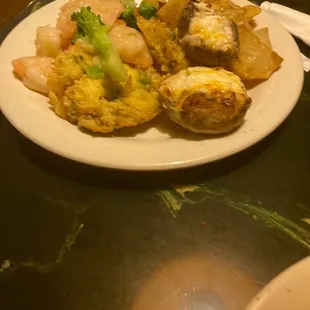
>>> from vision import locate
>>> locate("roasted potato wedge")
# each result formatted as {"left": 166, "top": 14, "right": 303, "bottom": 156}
{"left": 204, "top": 0, "right": 261, "bottom": 26}
{"left": 229, "top": 26, "right": 283, "bottom": 80}
{"left": 244, "top": 5, "right": 262, "bottom": 21}
{"left": 254, "top": 27, "right": 272, "bottom": 48}
{"left": 157, "top": 0, "right": 189, "bottom": 28}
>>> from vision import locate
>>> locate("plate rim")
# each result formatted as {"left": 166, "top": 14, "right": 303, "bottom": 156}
{"left": 0, "top": 0, "right": 305, "bottom": 171}
{"left": 246, "top": 256, "right": 310, "bottom": 310}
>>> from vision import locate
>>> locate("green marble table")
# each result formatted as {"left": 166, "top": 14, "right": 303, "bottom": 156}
{"left": 0, "top": 1, "right": 310, "bottom": 309}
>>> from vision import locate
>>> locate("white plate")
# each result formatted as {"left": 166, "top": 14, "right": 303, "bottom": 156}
{"left": 246, "top": 256, "right": 310, "bottom": 310}
{"left": 0, "top": 0, "right": 304, "bottom": 171}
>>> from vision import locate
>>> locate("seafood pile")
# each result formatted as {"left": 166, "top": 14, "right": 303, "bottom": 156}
{"left": 12, "top": 0, "right": 283, "bottom": 135}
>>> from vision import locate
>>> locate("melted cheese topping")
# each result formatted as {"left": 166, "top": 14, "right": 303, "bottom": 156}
{"left": 186, "top": 14, "right": 236, "bottom": 51}
{"left": 160, "top": 67, "right": 247, "bottom": 103}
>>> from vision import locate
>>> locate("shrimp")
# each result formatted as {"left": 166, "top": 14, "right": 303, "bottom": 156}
{"left": 109, "top": 21, "right": 153, "bottom": 68}
{"left": 56, "top": 0, "right": 124, "bottom": 49}
{"left": 12, "top": 57, "right": 55, "bottom": 94}
{"left": 35, "top": 26, "right": 62, "bottom": 58}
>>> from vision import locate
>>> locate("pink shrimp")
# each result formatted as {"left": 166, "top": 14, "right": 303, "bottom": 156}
{"left": 12, "top": 57, "right": 55, "bottom": 94}
{"left": 56, "top": 0, "right": 124, "bottom": 49}
{"left": 109, "top": 21, "right": 153, "bottom": 68}
{"left": 35, "top": 26, "right": 62, "bottom": 58}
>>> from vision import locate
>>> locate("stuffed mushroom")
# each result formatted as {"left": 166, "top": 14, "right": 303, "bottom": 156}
{"left": 159, "top": 67, "right": 251, "bottom": 134}
{"left": 178, "top": 0, "right": 239, "bottom": 67}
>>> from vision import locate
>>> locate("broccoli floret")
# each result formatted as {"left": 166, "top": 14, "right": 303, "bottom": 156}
{"left": 85, "top": 65, "right": 105, "bottom": 79}
{"left": 71, "top": 7, "right": 128, "bottom": 82}
{"left": 120, "top": 7, "right": 139, "bottom": 30}
{"left": 138, "top": 1, "right": 157, "bottom": 20}
{"left": 120, "top": 1, "right": 157, "bottom": 29}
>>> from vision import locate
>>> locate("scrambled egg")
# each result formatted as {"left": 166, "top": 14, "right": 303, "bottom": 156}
{"left": 137, "top": 15, "right": 189, "bottom": 74}
{"left": 49, "top": 46, "right": 161, "bottom": 133}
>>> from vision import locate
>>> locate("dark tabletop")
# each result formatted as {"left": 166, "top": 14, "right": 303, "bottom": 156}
{"left": 1, "top": 0, "right": 310, "bottom": 309}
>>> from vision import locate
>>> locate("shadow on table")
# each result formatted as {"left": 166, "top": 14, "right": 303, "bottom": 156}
{"left": 77, "top": 114, "right": 207, "bottom": 141}
{"left": 14, "top": 121, "right": 286, "bottom": 191}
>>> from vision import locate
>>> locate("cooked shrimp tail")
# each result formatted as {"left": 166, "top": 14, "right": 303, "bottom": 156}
{"left": 35, "top": 26, "right": 62, "bottom": 58}
{"left": 109, "top": 22, "right": 153, "bottom": 68}
{"left": 56, "top": 0, "right": 124, "bottom": 49}
{"left": 12, "top": 56, "right": 55, "bottom": 94}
